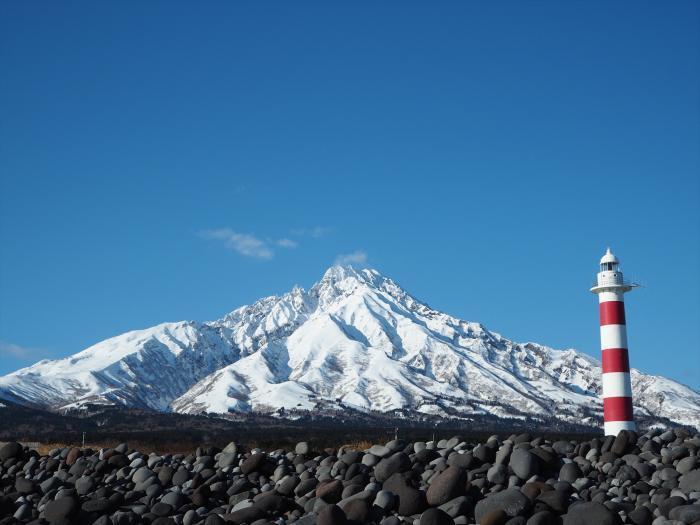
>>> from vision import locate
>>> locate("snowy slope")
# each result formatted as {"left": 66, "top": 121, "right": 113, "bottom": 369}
{"left": 2, "top": 266, "right": 699, "bottom": 429}
{"left": 0, "top": 322, "right": 238, "bottom": 411}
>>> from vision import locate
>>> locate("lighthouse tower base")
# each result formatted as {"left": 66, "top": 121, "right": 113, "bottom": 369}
{"left": 604, "top": 420, "right": 636, "bottom": 437}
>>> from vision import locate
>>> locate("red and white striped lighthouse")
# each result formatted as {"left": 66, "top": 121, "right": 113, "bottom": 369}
{"left": 591, "top": 248, "right": 638, "bottom": 436}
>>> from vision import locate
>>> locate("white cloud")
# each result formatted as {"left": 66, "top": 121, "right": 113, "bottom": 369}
{"left": 200, "top": 229, "right": 274, "bottom": 259}
{"left": 291, "top": 226, "right": 333, "bottom": 238}
{"left": 199, "top": 229, "right": 302, "bottom": 259}
{"left": 276, "top": 238, "right": 298, "bottom": 249}
{"left": 335, "top": 250, "right": 368, "bottom": 267}
{"left": 0, "top": 340, "right": 40, "bottom": 359}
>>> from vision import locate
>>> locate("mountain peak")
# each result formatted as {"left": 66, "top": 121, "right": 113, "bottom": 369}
{"left": 312, "top": 265, "right": 384, "bottom": 296}
{"left": 320, "top": 264, "right": 375, "bottom": 282}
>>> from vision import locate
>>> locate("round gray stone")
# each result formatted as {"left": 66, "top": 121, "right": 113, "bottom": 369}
{"left": 44, "top": 497, "right": 78, "bottom": 522}
{"left": 373, "top": 490, "right": 395, "bottom": 510}
{"left": 317, "top": 503, "right": 347, "bottom": 525}
{"left": 368, "top": 445, "right": 392, "bottom": 458}
{"left": 75, "top": 476, "right": 95, "bottom": 495}
{"left": 0, "top": 442, "right": 22, "bottom": 460}
{"left": 374, "top": 452, "right": 411, "bottom": 483}
{"left": 669, "top": 504, "right": 700, "bottom": 524}
{"left": 474, "top": 487, "right": 531, "bottom": 522}
{"left": 562, "top": 501, "right": 621, "bottom": 525}
{"left": 488, "top": 464, "right": 509, "bottom": 485}
{"left": 420, "top": 507, "right": 454, "bottom": 525}
{"left": 510, "top": 448, "right": 540, "bottom": 480}
{"left": 559, "top": 463, "right": 582, "bottom": 483}
{"left": 132, "top": 467, "right": 155, "bottom": 483}
{"left": 679, "top": 470, "right": 700, "bottom": 493}
{"left": 218, "top": 452, "right": 237, "bottom": 468}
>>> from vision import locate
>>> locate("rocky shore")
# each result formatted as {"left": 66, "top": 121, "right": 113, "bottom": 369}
{"left": 1, "top": 428, "right": 699, "bottom": 525}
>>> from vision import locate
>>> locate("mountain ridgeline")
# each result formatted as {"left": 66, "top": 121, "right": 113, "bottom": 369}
{"left": 1, "top": 266, "right": 698, "bottom": 429}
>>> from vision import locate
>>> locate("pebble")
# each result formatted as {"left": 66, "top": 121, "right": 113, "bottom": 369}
{"left": 488, "top": 463, "right": 509, "bottom": 485}
{"left": 427, "top": 465, "right": 466, "bottom": 506}
{"left": 562, "top": 501, "right": 621, "bottom": 525}
{"left": 374, "top": 489, "right": 395, "bottom": 510}
{"left": 510, "top": 448, "right": 541, "bottom": 480}
{"left": 374, "top": 452, "right": 411, "bottom": 482}
{"left": 475, "top": 487, "right": 531, "bottom": 521}
{"left": 668, "top": 504, "right": 700, "bottom": 523}
{"left": 679, "top": 470, "right": 700, "bottom": 493}
{"left": 0, "top": 441, "right": 23, "bottom": 460}
{"left": 316, "top": 503, "right": 347, "bottom": 525}
{"left": 295, "top": 441, "right": 310, "bottom": 455}
{"left": 420, "top": 507, "right": 455, "bottom": 525}
{"left": 559, "top": 462, "right": 582, "bottom": 483}
{"left": 369, "top": 444, "right": 392, "bottom": 458}
{"left": 43, "top": 496, "right": 78, "bottom": 522}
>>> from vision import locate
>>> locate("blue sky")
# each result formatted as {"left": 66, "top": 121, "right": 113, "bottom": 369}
{"left": 1, "top": 1, "right": 698, "bottom": 389}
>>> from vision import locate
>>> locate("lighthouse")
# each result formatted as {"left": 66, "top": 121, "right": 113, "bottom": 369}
{"left": 591, "top": 248, "right": 638, "bottom": 436}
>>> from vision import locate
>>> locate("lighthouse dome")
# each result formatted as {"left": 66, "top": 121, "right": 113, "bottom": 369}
{"left": 600, "top": 248, "right": 619, "bottom": 265}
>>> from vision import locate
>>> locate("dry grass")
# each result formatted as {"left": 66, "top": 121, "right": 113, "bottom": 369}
{"left": 31, "top": 440, "right": 184, "bottom": 456}
{"left": 340, "top": 440, "right": 373, "bottom": 451}
{"left": 23, "top": 435, "right": 386, "bottom": 456}
{"left": 30, "top": 439, "right": 377, "bottom": 456}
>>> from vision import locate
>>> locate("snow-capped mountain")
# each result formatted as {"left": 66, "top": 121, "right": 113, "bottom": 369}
{"left": 2, "top": 266, "right": 698, "bottom": 429}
